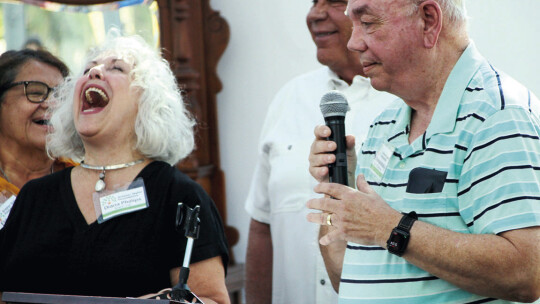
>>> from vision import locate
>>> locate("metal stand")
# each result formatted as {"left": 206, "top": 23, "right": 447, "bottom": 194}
{"left": 168, "top": 203, "right": 204, "bottom": 304}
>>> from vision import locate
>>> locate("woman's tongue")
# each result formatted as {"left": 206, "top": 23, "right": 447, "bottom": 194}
{"left": 83, "top": 90, "right": 109, "bottom": 111}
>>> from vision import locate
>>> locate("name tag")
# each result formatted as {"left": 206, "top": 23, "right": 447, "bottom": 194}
{"left": 94, "top": 179, "right": 148, "bottom": 224}
{"left": 370, "top": 142, "right": 395, "bottom": 180}
{"left": 0, "top": 195, "right": 16, "bottom": 229}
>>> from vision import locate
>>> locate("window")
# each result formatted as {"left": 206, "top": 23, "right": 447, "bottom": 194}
{"left": 0, "top": 0, "right": 160, "bottom": 71}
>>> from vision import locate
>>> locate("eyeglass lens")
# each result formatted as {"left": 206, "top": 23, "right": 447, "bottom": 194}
{"left": 25, "top": 82, "right": 49, "bottom": 103}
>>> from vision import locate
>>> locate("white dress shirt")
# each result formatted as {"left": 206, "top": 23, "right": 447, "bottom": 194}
{"left": 245, "top": 66, "right": 397, "bottom": 304}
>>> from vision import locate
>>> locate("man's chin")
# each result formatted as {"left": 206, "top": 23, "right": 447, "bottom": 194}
{"left": 368, "top": 77, "right": 388, "bottom": 93}
{"left": 316, "top": 51, "right": 344, "bottom": 69}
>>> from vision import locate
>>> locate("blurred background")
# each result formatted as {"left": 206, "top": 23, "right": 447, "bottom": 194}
{"left": 0, "top": 0, "right": 159, "bottom": 72}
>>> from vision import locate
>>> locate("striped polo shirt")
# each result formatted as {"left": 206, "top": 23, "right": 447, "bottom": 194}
{"left": 339, "top": 43, "right": 540, "bottom": 304}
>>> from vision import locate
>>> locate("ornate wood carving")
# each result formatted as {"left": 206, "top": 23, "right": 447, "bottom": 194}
{"left": 162, "top": 0, "right": 239, "bottom": 259}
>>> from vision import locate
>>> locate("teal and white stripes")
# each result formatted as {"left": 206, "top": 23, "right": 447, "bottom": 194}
{"left": 338, "top": 43, "right": 540, "bottom": 303}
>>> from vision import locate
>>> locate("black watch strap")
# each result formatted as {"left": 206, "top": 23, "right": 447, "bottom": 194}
{"left": 398, "top": 211, "right": 417, "bottom": 231}
{"left": 387, "top": 211, "right": 417, "bottom": 256}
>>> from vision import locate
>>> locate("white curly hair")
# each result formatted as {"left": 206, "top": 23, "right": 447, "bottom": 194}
{"left": 47, "top": 29, "right": 196, "bottom": 165}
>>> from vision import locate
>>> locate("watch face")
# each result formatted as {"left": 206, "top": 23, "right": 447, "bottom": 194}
{"left": 387, "top": 228, "right": 409, "bottom": 255}
{"left": 388, "top": 231, "right": 403, "bottom": 250}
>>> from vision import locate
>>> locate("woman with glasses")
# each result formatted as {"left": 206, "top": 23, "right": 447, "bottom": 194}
{"left": 0, "top": 49, "right": 76, "bottom": 229}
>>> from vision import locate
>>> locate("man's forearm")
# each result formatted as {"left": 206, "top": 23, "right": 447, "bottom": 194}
{"left": 245, "top": 219, "right": 273, "bottom": 304}
{"left": 319, "top": 225, "right": 347, "bottom": 292}
{"left": 403, "top": 222, "right": 540, "bottom": 302}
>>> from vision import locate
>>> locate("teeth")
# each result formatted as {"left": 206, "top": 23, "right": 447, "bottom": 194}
{"left": 84, "top": 87, "right": 108, "bottom": 104}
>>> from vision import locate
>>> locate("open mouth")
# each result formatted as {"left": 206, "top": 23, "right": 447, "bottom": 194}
{"left": 33, "top": 119, "right": 49, "bottom": 126}
{"left": 82, "top": 86, "right": 110, "bottom": 112}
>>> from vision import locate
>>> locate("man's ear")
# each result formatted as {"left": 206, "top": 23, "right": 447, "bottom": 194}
{"left": 419, "top": 0, "right": 443, "bottom": 48}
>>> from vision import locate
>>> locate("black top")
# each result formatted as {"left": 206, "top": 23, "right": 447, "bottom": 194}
{"left": 0, "top": 161, "right": 228, "bottom": 297}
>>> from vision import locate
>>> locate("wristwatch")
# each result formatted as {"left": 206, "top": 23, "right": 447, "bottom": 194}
{"left": 386, "top": 211, "right": 417, "bottom": 257}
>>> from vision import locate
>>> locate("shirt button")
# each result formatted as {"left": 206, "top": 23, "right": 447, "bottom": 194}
{"left": 399, "top": 162, "right": 405, "bottom": 169}
{"left": 320, "top": 279, "right": 326, "bottom": 285}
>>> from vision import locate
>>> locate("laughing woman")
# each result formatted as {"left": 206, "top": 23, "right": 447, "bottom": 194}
{"left": 0, "top": 50, "right": 75, "bottom": 228}
{"left": 0, "top": 33, "right": 230, "bottom": 304}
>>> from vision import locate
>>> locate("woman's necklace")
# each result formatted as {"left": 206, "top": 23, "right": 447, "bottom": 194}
{"left": 80, "top": 159, "right": 145, "bottom": 192}
{"left": 0, "top": 162, "right": 55, "bottom": 184}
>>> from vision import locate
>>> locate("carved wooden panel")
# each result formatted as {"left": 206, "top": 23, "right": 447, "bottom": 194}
{"left": 161, "top": 0, "right": 239, "bottom": 261}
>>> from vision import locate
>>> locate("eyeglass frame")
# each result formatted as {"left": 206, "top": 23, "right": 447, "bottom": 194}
{"left": 0, "top": 80, "right": 54, "bottom": 103}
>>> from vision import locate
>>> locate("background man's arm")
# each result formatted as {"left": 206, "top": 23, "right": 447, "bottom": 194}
{"left": 245, "top": 219, "right": 272, "bottom": 304}
{"left": 318, "top": 225, "right": 346, "bottom": 292}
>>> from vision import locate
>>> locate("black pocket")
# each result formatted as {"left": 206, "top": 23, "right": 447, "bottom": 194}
{"left": 406, "top": 167, "right": 447, "bottom": 194}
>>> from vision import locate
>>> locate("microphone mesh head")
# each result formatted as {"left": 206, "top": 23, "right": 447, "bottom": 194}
{"left": 320, "top": 90, "right": 350, "bottom": 118}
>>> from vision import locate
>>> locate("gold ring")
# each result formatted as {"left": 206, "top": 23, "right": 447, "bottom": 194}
{"left": 326, "top": 213, "right": 333, "bottom": 226}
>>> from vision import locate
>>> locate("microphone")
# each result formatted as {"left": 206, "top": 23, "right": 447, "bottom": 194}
{"left": 320, "top": 90, "right": 350, "bottom": 186}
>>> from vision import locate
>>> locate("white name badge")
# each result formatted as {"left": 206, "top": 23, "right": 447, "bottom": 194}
{"left": 0, "top": 195, "right": 16, "bottom": 229}
{"left": 370, "top": 142, "right": 395, "bottom": 180}
{"left": 93, "top": 178, "right": 149, "bottom": 223}
{"left": 99, "top": 187, "right": 148, "bottom": 222}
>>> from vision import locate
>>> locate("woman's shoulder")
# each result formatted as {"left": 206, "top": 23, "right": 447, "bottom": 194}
{"left": 142, "top": 161, "right": 197, "bottom": 185}
{"left": 141, "top": 161, "right": 208, "bottom": 198}
{"left": 13, "top": 167, "right": 74, "bottom": 214}
{"left": 21, "top": 166, "right": 73, "bottom": 192}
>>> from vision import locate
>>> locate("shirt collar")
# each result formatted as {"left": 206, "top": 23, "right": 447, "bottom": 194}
{"left": 387, "top": 42, "right": 483, "bottom": 153}
{"left": 388, "top": 103, "right": 412, "bottom": 147}
{"left": 326, "top": 67, "right": 372, "bottom": 103}
{"left": 426, "top": 41, "right": 483, "bottom": 138}
{"left": 327, "top": 67, "right": 348, "bottom": 90}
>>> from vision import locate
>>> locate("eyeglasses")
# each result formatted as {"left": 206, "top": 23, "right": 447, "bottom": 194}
{"left": 2, "top": 81, "right": 54, "bottom": 103}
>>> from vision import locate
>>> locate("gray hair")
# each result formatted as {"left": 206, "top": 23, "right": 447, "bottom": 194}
{"left": 47, "top": 31, "right": 196, "bottom": 165}
{"left": 409, "top": 0, "right": 468, "bottom": 25}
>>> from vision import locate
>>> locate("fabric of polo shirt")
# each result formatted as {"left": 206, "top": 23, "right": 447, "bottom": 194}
{"left": 245, "top": 66, "right": 397, "bottom": 304}
{"left": 339, "top": 42, "right": 540, "bottom": 303}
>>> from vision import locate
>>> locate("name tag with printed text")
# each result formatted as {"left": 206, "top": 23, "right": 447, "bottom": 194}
{"left": 370, "top": 142, "right": 395, "bottom": 180}
{"left": 98, "top": 185, "right": 148, "bottom": 222}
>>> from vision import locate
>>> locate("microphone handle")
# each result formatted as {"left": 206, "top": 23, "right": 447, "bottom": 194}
{"left": 325, "top": 117, "right": 348, "bottom": 186}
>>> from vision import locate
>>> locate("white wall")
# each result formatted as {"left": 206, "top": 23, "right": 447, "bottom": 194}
{"left": 210, "top": 0, "right": 540, "bottom": 264}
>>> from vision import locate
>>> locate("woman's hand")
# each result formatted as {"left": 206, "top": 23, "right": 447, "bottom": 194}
{"left": 171, "top": 256, "right": 230, "bottom": 304}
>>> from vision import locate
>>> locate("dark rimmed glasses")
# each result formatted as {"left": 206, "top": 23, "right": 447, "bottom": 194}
{"left": 2, "top": 81, "right": 54, "bottom": 103}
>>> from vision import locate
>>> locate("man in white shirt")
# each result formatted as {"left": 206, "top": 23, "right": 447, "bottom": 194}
{"left": 244, "top": 1, "right": 397, "bottom": 303}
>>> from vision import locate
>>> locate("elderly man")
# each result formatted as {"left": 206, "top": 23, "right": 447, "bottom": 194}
{"left": 244, "top": 1, "right": 397, "bottom": 303}
{"left": 308, "top": 0, "right": 540, "bottom": 303}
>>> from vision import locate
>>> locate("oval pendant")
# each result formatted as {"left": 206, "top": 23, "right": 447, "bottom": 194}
{"left": 95, "top": 179, "right": 106, "bottom": 192}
